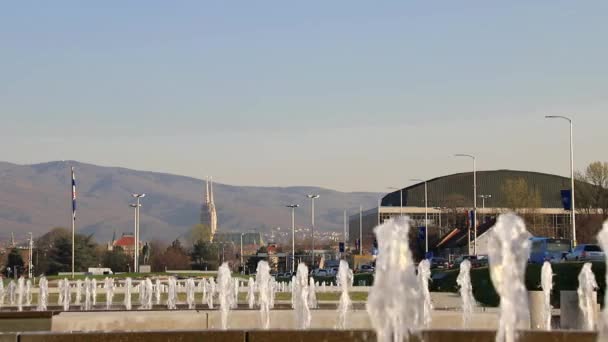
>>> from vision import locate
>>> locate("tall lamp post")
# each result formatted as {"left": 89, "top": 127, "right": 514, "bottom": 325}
{"left": 387, "top": 187, "right": 404, "bottom": 216}
{"left": 410, "top": 179, "right": 429, "bottom": 254}
{"left": 132, "top": 193, "right": 145, "bottom": 272}
{"left": 545, "top": 115, "right": 576, "bottom": 247}
{"left": 306, "top": 194, "right": 320, "bottom": 269}
{"left": 479, "top": 194, "right": 492, "bottom": 225}
{"left": 454, "top": 154, "right": 476, "bottom": 255}
{"left": 240, "top": 232, "right": 245, "bottom": 274}
{"left": 286, "top": 204, "right": 299, "bottom": 274}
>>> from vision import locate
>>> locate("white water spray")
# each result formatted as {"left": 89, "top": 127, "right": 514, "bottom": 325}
{"left": 598, "top": 219, "right": 608, "bottom": 338}
{"left": 104, "top": 277, "right": 114, "bottom": 310}
{"left": 167, "top": 276, "right": 177, "bottom": 310}
{"left": 186, "top": 278, "right": 196, "bottom": 309}
{"left": 577, "top": 262, "right": 598, "bottom": 331}
{"left": 17, "top": 276, "right": 24, "bottom": 311}
{"left": 123, "top": 278, "right": 132, "bottom": 310}
{"left": 488, "top": 213, "right": 532, "bottom": 342}
{"left": 417, "top": 259, "right": 433, "bottom": 328}
{"left": 217, "top": 263, "right": 235, "bottom": 330}
{"left": 367, "top": 217, "right": 421, "bottom": 342}
{"left": 335, "top": 260, "right": 353, "bottom": 329}
{"left": 247, "top": 277, "right": 256, "bottom": 309}
{"left": 456, "top": 259, "right": 474, "bottom": 328}
{"left": 540, "top": 261, "right": 553, "bottom": 330}
{"left": 37, "top": 276, "right": 48, "bottom": 311}
{"left": 308, "top": 277, "right": 318, "bottom": 309}
{"left": 256, "top": 261, "right": 273, "bottom": 329}
{"left": 293, "top": 263, "right": 311, "bottom": 330}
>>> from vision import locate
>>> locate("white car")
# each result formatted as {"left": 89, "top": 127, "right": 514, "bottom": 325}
{"left": 565, "top": 244, "right": 604, "bottom": 262}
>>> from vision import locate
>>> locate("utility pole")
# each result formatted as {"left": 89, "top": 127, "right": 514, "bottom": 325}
{"left": 28, "top": 232, "right": 33, "bottom": 278}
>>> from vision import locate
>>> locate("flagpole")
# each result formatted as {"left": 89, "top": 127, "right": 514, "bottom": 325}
{"left": 71, "top": 167, "right": 75, "bottom": 279}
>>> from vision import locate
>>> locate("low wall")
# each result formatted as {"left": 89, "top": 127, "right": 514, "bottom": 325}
{"left": 12, "top": 330, "right": 600, "bottom": 342}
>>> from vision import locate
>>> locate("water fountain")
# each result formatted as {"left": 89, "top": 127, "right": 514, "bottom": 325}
{"left": 0, "top": 278, "right": 5, "bottom": 308}
{"left": 167, "top": 276, "right": 177, "bottom": 310}
{"left": 84, "top": 278, "right": 92, "bottom": 311}
{"left": 104, "top": 277, "right": 114, "bottom": 310}
{"left": 456, "top": 259, "right": 474, "bottom": 328}
{"left": 336, "top": 259, "right": 353, "bottom": 329}
{"left": 207, "top": 277, "right": 216, "bottom": 309}
{"left": 417, "top": 259, "right": 433, "bottom": 328}
{"left": 155, "top": 278, "right": 162, "bottom": 305}
{"left": 124, "top": 278, "right": 132, "bottom": 310}
{"left": 488, "top": 213, "right": 532, "bottom": 342}
{"left": 217, "top": 262, "right": 235, "bottom": 330}
{"left": 75, "top": 279, "right": 82, "bottom": 307}
{"left": 26, "top": 279, "right": 32, "bottom": 306}
{"left": 308, "top": 277, "right": 318, "bottom": 309}
{"left": 16, "top": 276, "right": 24, "bottom": 311}
{"left": 367, "top": 217, "right": 421, "bottom": 342}
{"left": 577, "top": 262, "right": 598, "bottom": 331}
{"left": 7, "top": 280, "right": 16, "bottom": 306}
{"left": 291, "top": 276, "right": 296, "bottom": 309}
{"left": 540, "top": 261, "right": 553, "bottom": 330}
{"left": 186, "top": 278, "right": 196, "bottom": 309}
{"left": 269, "top": 278, "right": 276, "bottom": 309}
{"left": 233, "top": 278, "right": 240, "bottom": 309}
{"left": 92, "top": 279, "right": 97, "bottom": 306}
{"left": 62, "top": 278, "right": 70, "bottom": 311}
{"left": 599, "top": 219, "right": 608, "bottom": 338}
{"left": 256, "top": 261, "right": 272, "bottom": 329}
{"left": 144, "top": 278, "right": 153, "bottom": 309}
{"left": 199, "top": 278, "right": 207, "bottom": 305}
{"left": 247, "top": 277, "right": 255, "bottom": 309}
{"left": 37, "top": 276, "right": 48, "bottom": 311}
{"left": 293, "top": 263, "right": 311, "bottom": 330}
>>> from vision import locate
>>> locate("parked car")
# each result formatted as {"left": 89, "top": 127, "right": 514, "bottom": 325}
{"left": 429, "top": 257, "right": 449, "bottom": 269}
{"left": 449, "top": 255, "right": 482, "bottom": 269}
{"left": 357, "top": 264, "right": 375, "bottom": 273}
{"left": 565, "top": 244, "right": 605, "bottom": 262}
{"left": 312, "top": 268, "right": 331, "bottom": 277}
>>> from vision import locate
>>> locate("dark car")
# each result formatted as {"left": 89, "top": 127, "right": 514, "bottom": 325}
{"left": 450, "top": 255, "right": 481, "bottom": 268}
{"left": 429, "top": 257, "right": 449, "bottom": 269}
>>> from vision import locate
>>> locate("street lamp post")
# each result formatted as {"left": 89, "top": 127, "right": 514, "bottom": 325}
{"left": 286, "top": 204, "right": 299, "bottom": 274}
{"left": 454, "top": 154, "right": 476, "bottom": 255}
{"left": 240, "top": 233, "right": 245, "bottom": 274}
{"left": 132, "top": 193, "right": 145, "bottom": 272}
{"left": 129, "top": 203, "right": 139, "bottom": 272}
{"left": 359, "top": 205, "right": 363, "bottom": 255}
{"left": 387, "top": 187, "right": 403, "bottom": 216}
{"left": 410, "top": 179, "right": 429, "bottom": 254}
{"left": 479, "top": 195, "right": 492, "bottom": 225}
{"left": 545, "top": 115, "right": 576, "bottom": 247}
{"left": 306, "top": 194, "right": 319, "bottom": 269}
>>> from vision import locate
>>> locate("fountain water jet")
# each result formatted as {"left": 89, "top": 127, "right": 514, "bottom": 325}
{"left": 293, "top": 263, "right": 311, "bottom": 330}
{"left": 26, "top": 279, "right": 32, "bottom": 306}
{"left": 155, "top": 278, "right": 162, "bottom": 305}
{"left": 488, "top": 213, "right": 532, "bottom": 342}
{"left": 217, "top": 263, "right": 235, "bottom": 330}
{"left": 104, "top": 277, "right": 114, "bottom": 310}
{"left": 577, "top": 262, "right": 598, "bottom": 331}
{"left": 207, "top": 277, "right": 215, "bottom": 309}
{"left": 37, "top": 276, "right": 48, "bottom": 311}
{"left": 597, "top": 219, "right": 608, "bottom": 340}
{"left": 256, "top": 261, "right": 272, "bottom": 329}
{"left": 8, "top": 280, "right": 16, "bottom": 306}
{"left": 456, "top": 259, "right": 474, "bottom": 328}
{"left": 123, "top": 278, "right": 132, "bottom": 310}
{"left": 75, "top": 279, "right": 82, "bottom": 307}
{"left": 16, "top": 276, "right": 24, "bottom": 311}
{"left": 84, "top": 278, "right": 92, "bottom": 311}
{"left": 540, "top": 261, "right": 553, "bottom": 330}
{"left": 335, "top": 260, "right": 353, "bottom": 329}
{"left": 247, "top": 277, "right": 255, "bottom": 309}
{"left": 91, "top": 279, "right": 97, "bottom": 306}
{"left": 61, "top": 278, "right": 70, "bottom": 311}
{"left": 0, "top": 278, "right": 5, "bottom": 308}
{"left": 167, "top": 277, "right": 177, "bottom": 310}
{"left": 417, "top": 259, "right": 432, "bottom": 328}
{"left": 308, "top": 277, "right": 318, "bottom": 309}
{"left": 186, "top": 278, "right": 196, "bottom": 309}
{"left": 367, "top": 217, "right": 421, "bottom": 342}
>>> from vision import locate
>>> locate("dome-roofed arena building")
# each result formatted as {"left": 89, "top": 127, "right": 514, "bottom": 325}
{"left": 349, "top": 170, "right": 584, "bottom": 258}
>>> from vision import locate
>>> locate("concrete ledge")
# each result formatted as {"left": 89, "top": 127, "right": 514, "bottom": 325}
{"left": 19, "top": 331, "right": 245, "bottom": 342}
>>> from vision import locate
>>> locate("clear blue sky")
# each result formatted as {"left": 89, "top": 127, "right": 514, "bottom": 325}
{"left": 1, "top": 1, "right": 607, "bottom": 192}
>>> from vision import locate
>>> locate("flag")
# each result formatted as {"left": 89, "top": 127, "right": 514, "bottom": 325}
{"left": 71, "top": 167, "right": 76, "bottom": 220}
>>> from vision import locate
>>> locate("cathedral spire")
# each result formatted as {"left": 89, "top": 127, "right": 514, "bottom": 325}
{"left": 210, "top": 177, "right": 215, "bottom": 205}
{"left": 205, "top": 177, "right": 211, "bottom": 204}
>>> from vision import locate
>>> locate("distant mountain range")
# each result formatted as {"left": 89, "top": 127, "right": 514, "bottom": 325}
{"left": 0, "top": 161, "right": 379, "bottom": 243}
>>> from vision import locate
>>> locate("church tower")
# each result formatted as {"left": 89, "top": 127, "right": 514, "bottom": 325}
{"left": 201, "top": 177, "right": 218, "bottom": 241}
